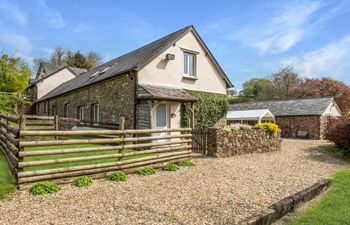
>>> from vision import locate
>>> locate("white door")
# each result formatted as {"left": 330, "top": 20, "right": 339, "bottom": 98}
{"left": 154, "top": 103, "right": 169, "bottom": 142}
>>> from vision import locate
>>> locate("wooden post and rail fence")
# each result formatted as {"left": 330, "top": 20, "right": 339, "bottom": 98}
{"left": 0, "top": 114, "right": 192, "bottom": 189}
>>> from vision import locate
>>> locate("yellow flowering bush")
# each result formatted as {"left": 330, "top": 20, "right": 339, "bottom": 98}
{"left": 255, "top": 122, "right": 279, "bottom": 134}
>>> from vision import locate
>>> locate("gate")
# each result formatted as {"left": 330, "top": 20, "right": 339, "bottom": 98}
{"left": 192, "top": 128, "right": 208, "bottom": 155}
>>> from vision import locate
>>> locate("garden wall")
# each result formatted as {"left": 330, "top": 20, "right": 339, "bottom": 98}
{"left": 207, "top": 127, "right": 281, "bottom": 157}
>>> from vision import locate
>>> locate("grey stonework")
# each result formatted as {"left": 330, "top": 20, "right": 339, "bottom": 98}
{"left": 136, "top": 100, "right": 151, "bottom": 129}
{"left": 35, "top": 73, "right": 136, "bottom": 129}
{"left": 276, "top": 115, "right": 325, "bottom": 139}
{"left": 207, "top": 127, "right": 281, "bottom": 157}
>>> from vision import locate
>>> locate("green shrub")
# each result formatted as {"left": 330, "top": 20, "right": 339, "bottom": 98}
{"left": 181, "top": 90, "right": 229, "bottom": 128}
{"left": 30, "top": 182, "right": 60, "bottom": 195}
{"left": 162, "top": 163, "right": 179, "bottom": 171}
{"left": 255, "top": 122, "right": 279, "bottom": 134}
{"left": 177, "top": 160, "right": 195, "bottom": 167}
{"left": 73, "top": 176, "right": 93, "bottom": 187}
{"left": 107, "top": 171, "right": 128, "bottom": 182}
{"left": 347, "top": 112, "right": 350, "bottom": 118}
{"left": 138, "top": 167, "right": 156, "bottom": 176}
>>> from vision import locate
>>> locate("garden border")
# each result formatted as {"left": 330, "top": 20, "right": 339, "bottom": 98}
{"left": 238, "top": 178, "right": 331, "bottom": 225}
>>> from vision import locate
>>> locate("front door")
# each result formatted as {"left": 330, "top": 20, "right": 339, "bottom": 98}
{"left": 153, "top": 103, "right": 169, "bottom": 142}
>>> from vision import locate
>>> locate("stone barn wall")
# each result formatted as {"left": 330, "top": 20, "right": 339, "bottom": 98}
{"left": 276, "top": 115, "right": 322, "bottom": 139}
{"left": 207, "top": 127, "right": 281, "bottom": 157}
{"left": 35, "top": 73, "right": 136, "bottom": 129}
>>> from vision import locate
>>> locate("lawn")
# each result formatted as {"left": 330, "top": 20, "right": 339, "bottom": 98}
{"left": 24, "top": 144, "right": 152, "bottom": 171}
{"left": 286, "top": 170, "right": 350, "bottom": 225}
{"left": 0, "top": 152, "right": 16, "bottom": 199}
{"left": 0, "top": 143, "right": 152, "bottom": 199}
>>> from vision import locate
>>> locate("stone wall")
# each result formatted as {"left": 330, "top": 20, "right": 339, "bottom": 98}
{"left": 207, "top": 127, "right": 281, "bottom": 157}
{"left": 136, "top": 100, "right": 151, "bottom": 129}
{"left": 276, "top": 115, "right": 321, "bottom": 139}
{"left": 35, "top": 73, "right": 136, "bottom": 129}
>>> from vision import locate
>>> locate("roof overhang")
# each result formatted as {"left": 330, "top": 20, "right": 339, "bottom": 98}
{"left": 137, "top": 84, "right": 198, "bottom": 102}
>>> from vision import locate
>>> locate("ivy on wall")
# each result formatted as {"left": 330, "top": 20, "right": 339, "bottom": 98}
{"left": 181, "top": 90, "right": 229, "bottom": 128}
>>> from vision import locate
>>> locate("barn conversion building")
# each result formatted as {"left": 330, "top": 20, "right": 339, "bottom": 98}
{"left": 230, "top": 97, "right": 342, "bottom": 139}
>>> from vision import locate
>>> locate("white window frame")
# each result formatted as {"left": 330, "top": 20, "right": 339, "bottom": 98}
{"left": 92, "top": 104, "right": 99, "bottom": 124}
{"left": 183, "top": 52, "right": 196, "bottom": 77}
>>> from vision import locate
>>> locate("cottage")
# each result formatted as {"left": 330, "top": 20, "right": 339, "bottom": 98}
{"left": 230, "top": 97, "right": 342, "bottom": 139}
{"left": 27, "top": 63, "right": 87, "bottom": 102}
{"left": 33, "top": 25, "right": 233, "bottom": 129}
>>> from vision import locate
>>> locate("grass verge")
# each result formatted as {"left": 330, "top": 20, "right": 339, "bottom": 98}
{"left": 286, "top": 170, "right": 350, "bottom": 225}
{"left": 0, "top": 151, "right": 16, "bottom": 199}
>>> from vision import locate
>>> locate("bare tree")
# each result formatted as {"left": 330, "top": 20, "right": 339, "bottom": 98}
{"left": 270, "top": 66, "right": 302, "bottom": 100}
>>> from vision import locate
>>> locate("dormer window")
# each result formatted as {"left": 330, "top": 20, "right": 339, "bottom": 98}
{"left": 183, "top": 52, "right": 196, "bottom": 77}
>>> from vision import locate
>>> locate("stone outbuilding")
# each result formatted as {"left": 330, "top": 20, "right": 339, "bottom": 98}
{"left": 230, "top": 97, "right": 342, "bottom": 139}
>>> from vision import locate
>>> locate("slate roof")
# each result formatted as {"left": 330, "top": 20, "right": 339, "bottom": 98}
{"left": 42, "top": 63, "right": 63, "bottom": 75}
{"left": 30, "top": 64, "right": 87, "bottom": 87}
{"left": 68, "top": 67, "right": 87, "bottom": 76}
{"left": 230, "top": 97, "right": 334, "bottom": 116}
{"left": 37, "top": 25, "right": 232, "bottom": 102}
{"left": 138, "top": 84, "right": 198, "bottom": 102}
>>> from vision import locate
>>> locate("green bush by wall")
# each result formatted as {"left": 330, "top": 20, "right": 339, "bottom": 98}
{"left": 181, "top": 90, "right": 228, "bottom": 128}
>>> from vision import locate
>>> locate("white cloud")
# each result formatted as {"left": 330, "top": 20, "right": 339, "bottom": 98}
{"left": 0, "top": 32, "right": 32, "bottom": 55}
{"left": 239, "top": 1, "right": 321, "bottom": 54}
{"left": 203, "top": 0, "right": 350, "bottom": 55}
{"left": 35, "top": 0, "right": 65, "bottom": 28}
{"left": 281, "top": 35, "right": 350, "bottom": 78}
{"left": 0, "top": 0, "right": 27, "bottom": 26}
{"left": 72, "top": 23, "right": 89, "bottom": 33}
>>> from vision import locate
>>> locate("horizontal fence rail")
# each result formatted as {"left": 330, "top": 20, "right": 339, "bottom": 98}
{"left": 0, "top": 114, "right": 193, "bottom": 188}
{"left": 0, "top": 114, "right": 20, "bottom": 175}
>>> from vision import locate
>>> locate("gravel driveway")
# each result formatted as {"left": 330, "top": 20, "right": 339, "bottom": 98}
{"left": 0, "top": 139, "right": 349, "bottom": 225}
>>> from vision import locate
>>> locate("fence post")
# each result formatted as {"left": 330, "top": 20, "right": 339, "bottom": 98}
{"left": 54, "top": 115, "right": 59, "bottom": 140}
{"left": 18, "top": 115, "right": 26, "bottom": 174}
{"left": 118, "top": 117, "right": 125, "bottom": 161}
{"left": 119, "top": 116, "right": 125, "bottom": 130}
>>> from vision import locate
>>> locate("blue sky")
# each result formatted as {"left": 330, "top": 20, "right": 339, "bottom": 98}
{"left": 0, "top": 0, "right": 349, "bottom": 90}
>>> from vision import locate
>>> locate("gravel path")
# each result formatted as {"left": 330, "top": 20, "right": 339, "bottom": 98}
{"left": 0, "top": 139, "right": 349, "bottom": 225}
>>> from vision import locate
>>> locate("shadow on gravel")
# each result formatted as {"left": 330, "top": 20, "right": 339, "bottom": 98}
{"left": 303, "top": 144, "right": 350, "bottom": 167}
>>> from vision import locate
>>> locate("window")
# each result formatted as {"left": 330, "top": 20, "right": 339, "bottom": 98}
{"left": 156, "top": 104, "right": 167, "bottom": 128}
{"left": 78, "top": 106, "right": 84, "bottom": 121}
{"left": 91, "top": 104, "right": 99, "bottom": 124}
{"left": 44, "top": 101, "right": 48, "bottom": 113}
{"left": 64, "top": 103, "right": 69, "bottom": 117}
{"left": 52, "top": 106, "right": 57, "bottom": 116}
{"left": 183, "top": 52, "right": 196, "bottom": 77}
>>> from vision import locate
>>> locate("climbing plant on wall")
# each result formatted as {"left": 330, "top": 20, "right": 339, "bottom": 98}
{"left": 181, "top": 90, "right": 229, "bottom": 128}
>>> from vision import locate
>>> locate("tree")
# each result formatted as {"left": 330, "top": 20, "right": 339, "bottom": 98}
{"left": 33, "top": 47, "right": 102, "bottom": 71}
{"left": 270, "top": 66, "right": 302, "bottom": 100}
{"left": 0, "top": 54, "right": 32, "bottom": 93}
{"left": 291, "top": 77, "right": 350, "bottom": 113}
{"left": 49, "top": 46, "right": 67, "bottom": 66}
{"left": 239, "top": 78, "right": 274, "bottom": 100}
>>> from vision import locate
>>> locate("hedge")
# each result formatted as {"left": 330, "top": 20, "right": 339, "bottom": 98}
{"left": 325, "top": 116, "right": 350, "bottom": 151}
{"left": 181, "top": 90, "right": 228, "bottom": 128}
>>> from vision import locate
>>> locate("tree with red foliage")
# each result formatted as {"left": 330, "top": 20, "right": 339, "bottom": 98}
{"left": 291, "top": 77, "right": 350, "bottom": 113}
{"left": 325, "top": 116, "right": 350, "bottom": 151}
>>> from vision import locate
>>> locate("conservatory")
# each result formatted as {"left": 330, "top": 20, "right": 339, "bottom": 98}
{"left": 226, "top": 109, "right": 275, "bottom": 125}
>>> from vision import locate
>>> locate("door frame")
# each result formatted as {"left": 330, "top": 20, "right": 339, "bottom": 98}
{"left": 151, "top": 102, "right": 170, "bottom": 130}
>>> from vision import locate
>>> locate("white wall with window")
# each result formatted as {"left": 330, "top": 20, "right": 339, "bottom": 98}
{"left": 138, "top": 31, "right": 228, "bottom": 94}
